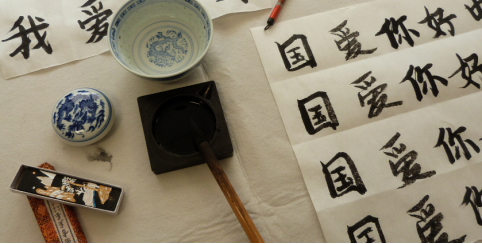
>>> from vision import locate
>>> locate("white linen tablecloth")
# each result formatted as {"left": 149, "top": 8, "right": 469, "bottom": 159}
{"left": 0, "top": 0, "right": 375, "bottom": 242}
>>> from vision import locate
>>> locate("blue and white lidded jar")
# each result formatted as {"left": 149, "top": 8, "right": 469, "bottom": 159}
{"left": 52, "top": 88, "right": 115, "bottom": 146}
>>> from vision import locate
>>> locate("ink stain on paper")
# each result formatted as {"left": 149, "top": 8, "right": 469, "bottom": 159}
{"left": 87, "top": 147, "right": 113, "bottom": 169}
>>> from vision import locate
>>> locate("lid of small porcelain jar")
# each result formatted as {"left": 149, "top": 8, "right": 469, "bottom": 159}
{"left": 52, "top": 88, "right": 114, "bottom": 146}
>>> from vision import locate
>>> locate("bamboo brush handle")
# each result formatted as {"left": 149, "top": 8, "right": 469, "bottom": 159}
{"left": 198, "top": 141, "right": 265, "bottom": 243}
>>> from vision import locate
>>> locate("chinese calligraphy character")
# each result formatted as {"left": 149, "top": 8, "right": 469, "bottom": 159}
{"left": 348, "top": 215, "right": 386, "bottom": 243}
{"left": 462, "top": 186, "right": 482, "bottom": 226}
{"left": 58, "top": 219, "right": 65, "bottom": 228}
{"left": 276, "top": 34, "right": 317, "bottom": 71}
{"left": 298, "top": 91, "right": 339, "bottom": 135}
{"left": 465, "top": 0, "right": 482, "bottom": 21}
{"left": 435, "top": 126, "right": 480, "bottom": 164}
{"left": 449, "top": 53, "right": 482, "bottom": 89}
{"left": 321, "top": 152, "right": 366, "bottom": 198}
{"left": 330, "top": 20, "right": 377, "bottom": 60}
{"left": 408, "top": 195, "right": 466, "bottom": 243}
{"left": 351, "top": 71, "right": 403, "bottom": 118}
{"left": 400, "top": 64, "right": 448, "bottom": 101}
{"left": 2, "top": 16, "right": 53, "bottom": 59}
{"left": 419, "top": 7, "right": 457, "bottom": 38}
{"left": 375, "top": 16, "right": 420, "bottom": 49}
{"left": 381, "top": 133, "right": 436, "bottom": 188}
{"left": 55, "top": 212, "right": 62, "bottom": 221}
{"left": 78, "top": 0, "right": 113, "bottom": 43}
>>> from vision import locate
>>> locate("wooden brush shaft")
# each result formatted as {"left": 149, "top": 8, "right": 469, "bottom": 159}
{"left": 198, "top": 142, "right": 264, "bottom": 243}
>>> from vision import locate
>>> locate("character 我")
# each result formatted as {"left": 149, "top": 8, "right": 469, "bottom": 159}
{"left": 78, "top": 0, "right": 113, "bottom": 43}
{"left": 380, "top": 133, "right": 436, "bottom": 188}
{"left": 375, "top": 16, "right": 420, "bottom": 49}
{"left": 347, "top": 215, "right": 386, "bottom": 243}
{"left": 2, "top": 16, "right": 53, "bottom": 59}
{"left": 321, "top": 152, "right": 366, "bottom": 198}
{"left": 434, "top": 126, "right": 480, "bottom": 164}
{"left": 449, "top": 53, "right": 482, "bottom": 89}
{"left": 465, "top": 0, "right": 482, "bottom": 21}
{"left": 330, "top": 20, "right": 377, "bottom": 61}
{"left": 298, "top": 91, "right": 338, "bottom": 135}
{"left": 400, "top": 64, "right": 448, "bottom": 102}
{"left": 461, "top": 186, "right": 482, "bottom": 226}
{"left": 418, "top": 7, "right": 457, "bottom": 38}
{"left": 351, "top": 71, "right": 402, "bottom": 118}
{"left": 408, "top": 195, "right": 466, "bottom": 243}
{"left": 276, "top": 34, "right": 317, "bottom": 72}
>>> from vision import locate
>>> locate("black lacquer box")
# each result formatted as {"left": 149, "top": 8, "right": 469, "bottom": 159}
{"left": 10, "top": 164, "right": 124, "bottom": 215}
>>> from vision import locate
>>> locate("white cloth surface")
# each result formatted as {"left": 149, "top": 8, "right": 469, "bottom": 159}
{"left": 0, "top": 0, "right": 375, "bottom": 242}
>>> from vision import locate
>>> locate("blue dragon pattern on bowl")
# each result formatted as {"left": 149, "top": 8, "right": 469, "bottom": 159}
{"left": 146, "top": 30, "right": 188, "bottom": 67}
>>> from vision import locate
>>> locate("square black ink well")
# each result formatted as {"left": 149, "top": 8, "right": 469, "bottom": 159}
{"left": 137, "top": 81, "right": 233, "bottom": 174}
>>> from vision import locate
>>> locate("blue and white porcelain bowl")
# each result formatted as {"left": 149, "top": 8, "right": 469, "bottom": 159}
{"left": 52, "top": 88, "right": 115, "bottom": 146}
{"left": 108, "top": 0, "right": 213, "bottom": 82}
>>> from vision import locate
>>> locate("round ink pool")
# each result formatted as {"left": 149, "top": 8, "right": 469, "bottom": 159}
{"left": 152, "top": 96, "right": 216, "bottom": 156}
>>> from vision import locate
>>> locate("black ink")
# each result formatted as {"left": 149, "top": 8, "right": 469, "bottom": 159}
{"left": 461, "top": 186, "right": 482, "bottom": 226}
{"left": 276, "top": 35, "right": 317, "bottom": 71}
{"left": 330, "top": 20, "right": 377, "bottom": 60}
{"left": 321, "top": 152, "right": 366, "bottom": 198}
{"left": 308, "top": 105, "right": 325, "bottom": 126}
{"left": 408, "top": 195, "right": 466, "bottom": 243}
{"left": 419, "top": 7, "right": 457, "bottom": 38}
{"left": 78, "top": 0, "right": 113, "bottom": 43}
{"left": 465, "top": 0, "right": 482, "bottom": 21}
{"left": 87, "top": 146, "right": 113, "bottom": 163}
{"left": 435, "top": 127, "right": 480, "bottom": 164}
{"left": 375, "top": 16, "right": 420, "bottom": 49}
{"left": 153, "top": 96, "right": 216, "bottom": 155}
{"left": 347, "top": 215, "right": 386, "bottom": 243}
{"left": 87, "top": 146, "right": 113, "bottom": 171}
{"left": 81, "top": 0, "right": 96, "bottom": 7}
{"left": 400, "top": 64, "right": 448, "bottom": 101}
{"left": 298, "top": 91, "right": 338, "bottom": 135}
{"left": 449, "top": 53, "right": 482, "bottom": 89}
{"left": 58, "top": 219, "right": 65, "bottom": 229}
{"left": 380, "top": 132, "right": 404, "bottom": 158}
{"left": 381, "top": 133, "right": 436, "bottom": 188}
{"left": 352, "top": 71, "right": 403, "bottom": 118}
{"left": 2, "top": 16, "right": 53, "bottom": 59}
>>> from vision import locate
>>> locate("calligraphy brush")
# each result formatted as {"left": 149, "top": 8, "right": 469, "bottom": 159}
{"left": 188, "top": 117, "right": 264, "bottom": 243}
{"left": 264, "top": 0, "right": 286, "bottom": 30}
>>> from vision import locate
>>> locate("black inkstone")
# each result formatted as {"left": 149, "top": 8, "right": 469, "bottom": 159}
{"left": 137, "top": 81, "right": 233, "bottom": 174}
{"left": 153, "top": 96, "right": 216, "bottom": 155}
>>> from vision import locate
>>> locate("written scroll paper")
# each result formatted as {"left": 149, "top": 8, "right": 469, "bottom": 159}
{"left": 251, "top": 0, "right": 482, "bottom": 242}
{"left": 0, "top": 0, "right": 270, "bottom": 79}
